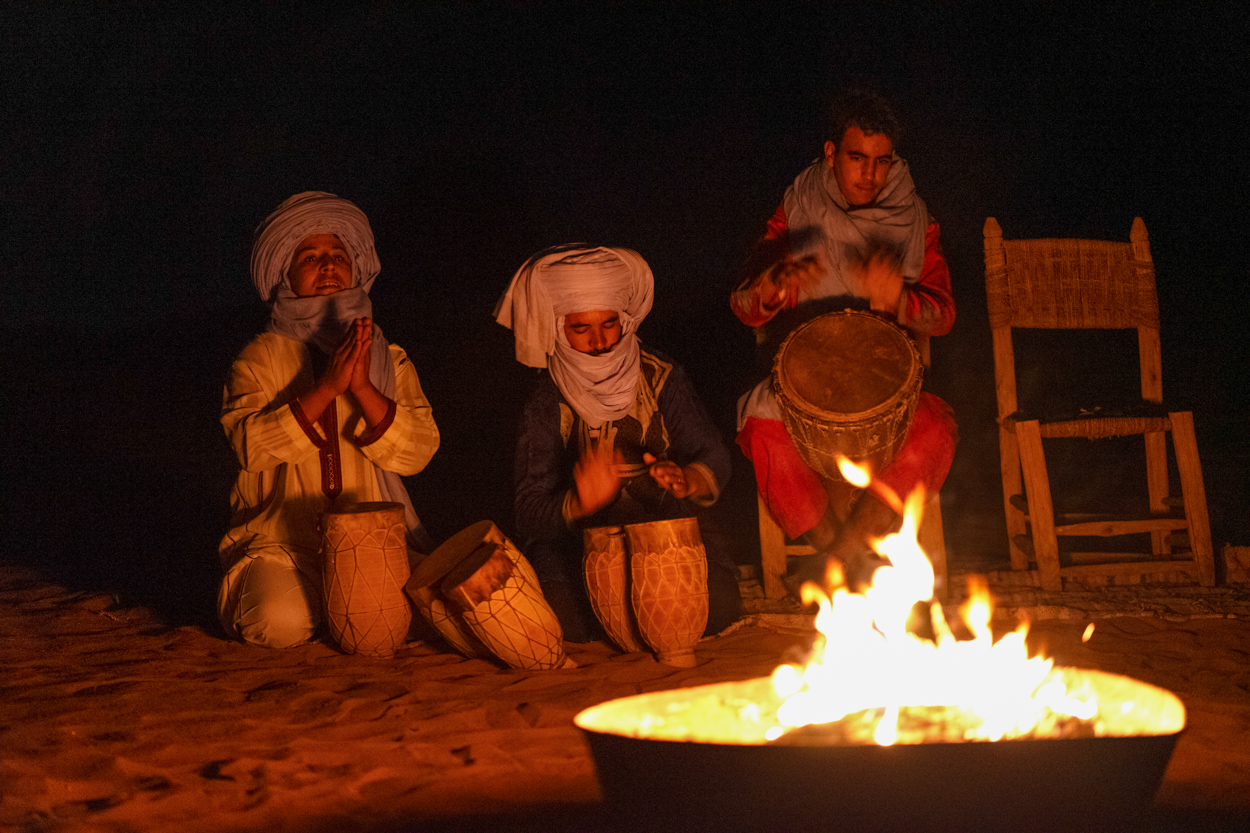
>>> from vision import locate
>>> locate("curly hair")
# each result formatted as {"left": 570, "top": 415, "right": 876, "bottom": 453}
{"left": 827, "top": 87, "right": 902, "bottom": 147}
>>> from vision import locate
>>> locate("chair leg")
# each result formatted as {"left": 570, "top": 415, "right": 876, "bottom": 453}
{"left": 1016, "top": 420, "right": 1062, "bottom": 591}
{"left": 1144, "top": 429, "right": 1170, "bottom": 555}
{"left": 757, "top": 492, "right": 789, "bottom": 599}
{"left": 998, "top": 426, "right": 1030, "bottom": 571}
{"left": 1169, "top": 412, "right": 1216, "bottom": 586}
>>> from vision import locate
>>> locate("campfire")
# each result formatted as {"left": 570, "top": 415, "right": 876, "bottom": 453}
{"left": 576, "top": 458, "right": 1186, "bottom": 831}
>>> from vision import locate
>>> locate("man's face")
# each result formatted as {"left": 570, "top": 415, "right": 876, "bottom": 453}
{"left": 563, "top": 309, "right": 622, "bottom": 356}
{"left": 287, "top": 233, "right": 353, "bottom": 297}
{"left": 825, "top": 126, "right": 895, "bottom": 207}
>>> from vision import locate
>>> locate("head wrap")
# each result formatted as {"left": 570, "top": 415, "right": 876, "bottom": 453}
{"left": 251, "top": 191, "right": 381, "bottom": 301}
{"left": 782, "top": 155, "right": 928, "bottom": 302}
{"left": 495, "top": 246, "right": 654, "bottom": 427}
{"left": 250, "top": 191, "right": 382, "bottom": 356}
{"left": 249, "top": 191, "right": 428, "bottom": 548}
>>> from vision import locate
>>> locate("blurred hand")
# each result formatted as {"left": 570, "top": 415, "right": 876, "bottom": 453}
{"left": 759, "top": 254, "right": 822, "bottom": 312}
{"left": 572, "top": 441, "right": 624, "bottom": 518}
{"left": 852, "top": 250, "right": 904, "bottom": 316}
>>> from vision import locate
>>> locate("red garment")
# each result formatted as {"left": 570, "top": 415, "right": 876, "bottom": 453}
{"left": 739, "top": 394, "right": 957, "bottom": 541}
{"left": 733, "top": 203, "right": 958, "bottom": 540}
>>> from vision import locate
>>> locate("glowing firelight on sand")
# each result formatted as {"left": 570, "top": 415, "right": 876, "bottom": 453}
{"left": 763, "top": 456, "right": 1097, "bottom": 745}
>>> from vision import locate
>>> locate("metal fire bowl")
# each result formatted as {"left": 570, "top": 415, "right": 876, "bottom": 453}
{"left": 575, "top": 670, "right": 1185, "bottom": 832}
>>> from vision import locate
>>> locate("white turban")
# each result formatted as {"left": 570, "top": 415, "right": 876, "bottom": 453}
{"left": 495, "top": 246, "right": 654, "bottom": 427}
{"left": 250, "top": 191, "right": 381, "bottom": 302}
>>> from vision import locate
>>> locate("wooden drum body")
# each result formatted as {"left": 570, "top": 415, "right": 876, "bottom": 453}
{"left": 405, "top": 583, "right": 490, "bottom": 660}
{"left": 583, "top": 526, "right": 648, "bottom": 654}
{"left": 626, "top": 518, "right": 709, "bottom": 668}
{"left": 773, "top": 309, "right": 922, "bottom": 481}
{"left": 322, "top": 501, "right": 412, "bottom": 658}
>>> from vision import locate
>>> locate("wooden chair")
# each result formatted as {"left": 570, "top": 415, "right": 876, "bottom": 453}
{"left": 983, "top": 217, "right": 1215, "bottom": 591}
{"left": 756, "top": 337, "right": 949, "bottom": 600}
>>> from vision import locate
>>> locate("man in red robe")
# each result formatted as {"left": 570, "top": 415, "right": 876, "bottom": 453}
{"left": 732, "top": 88, "right": 957, "bottom": 588}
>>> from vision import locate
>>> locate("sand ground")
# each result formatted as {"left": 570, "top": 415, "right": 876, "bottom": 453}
{"left": 2, "top": 562, "right": 1248, "bottom": 833}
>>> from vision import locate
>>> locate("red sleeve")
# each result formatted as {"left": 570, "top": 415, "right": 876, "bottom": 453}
{"left": 352, "top": 398, "right": 397, "bottom": 448}
{"left": 731, "top": 203, "right": 793, "bottom": 327}
{"left": 901, "top": 221, "right": 955, "bottom": 337}
{"left": 762, "top": 202, "right": 788, "bottom": 242}
{"left": 290, "top": 398, "right": 328, "bottom": 448}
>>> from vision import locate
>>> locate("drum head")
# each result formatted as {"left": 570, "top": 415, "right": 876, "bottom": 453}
{"left": 776, "top": 311, "right": 919, "bottom": 419}
{"left": 410, "top": 519, "right": 497, "bottom": 589}
{"left": 324, "top": 500, "right": 404, "bottom": 518}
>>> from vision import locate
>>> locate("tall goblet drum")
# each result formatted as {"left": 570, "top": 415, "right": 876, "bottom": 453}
{"left": 583, "top": 526, "right": 648, "bottom": 653}
{"left": 322, "top": 501, "right": 413, "bottom": 658}
{"left": 626, "top": 517, "right": 709, "bottom": 668}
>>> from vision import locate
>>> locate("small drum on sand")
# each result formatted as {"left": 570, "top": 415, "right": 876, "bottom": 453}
{"left": 773, "top": 309, "right": 922, "bottom": 481}
{"left": 322, "top": 501, "right": 412, "bottom": 658}
{"left": 583, "top": 526, "right": 648, "bottom": 654}
{"left": 407, "top": 520, "right": 574, "bottom": 671}
{"left": 626, "top": 518, "right": 709, "bottom": 668}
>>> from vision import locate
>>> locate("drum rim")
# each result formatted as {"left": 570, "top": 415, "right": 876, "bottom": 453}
{"left": 323, "top": 500, "right": 405, "bottom": 517}
{"left": 772, "top": 309, "right": 922, "bottom": 422}
{"left": 622, "top": 517, "right": 700, "bottom": 535}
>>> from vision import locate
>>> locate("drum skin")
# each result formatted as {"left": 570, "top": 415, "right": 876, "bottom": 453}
{"left": 773, "top": 310, "right": 922, "bottom": 481}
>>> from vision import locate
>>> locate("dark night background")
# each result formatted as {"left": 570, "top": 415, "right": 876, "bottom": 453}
{"left": 3, "top": 2, "right": 1247, "bottom": 630}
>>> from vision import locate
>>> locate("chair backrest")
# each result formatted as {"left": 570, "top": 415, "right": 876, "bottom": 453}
{"left": 983, "top": 217, "right": 1164, "bottom": 416}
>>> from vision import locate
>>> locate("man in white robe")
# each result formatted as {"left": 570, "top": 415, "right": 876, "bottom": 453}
{"left": 218, "top": 192, "right": 439, "bottom": 648}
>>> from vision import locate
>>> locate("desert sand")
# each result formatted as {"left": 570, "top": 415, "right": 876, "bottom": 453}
{"left": 2, "top": 562, "right": 1248, "bottom": 833}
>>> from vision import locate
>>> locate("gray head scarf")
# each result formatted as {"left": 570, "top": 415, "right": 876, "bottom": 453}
{"left": 782, "top": 155, "right": 928, "bottom": 302}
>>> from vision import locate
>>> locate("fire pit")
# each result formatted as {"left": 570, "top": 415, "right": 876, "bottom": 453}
{"left": 576, "top": 463, "right": 1187, "bottom": 832}
{"left": 576, "top": 670, "right": 1184, "bottom": 832}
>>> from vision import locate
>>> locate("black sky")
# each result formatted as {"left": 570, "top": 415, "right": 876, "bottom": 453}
{"left": 3, "top": 2, "right": 1248, "bottom": 622}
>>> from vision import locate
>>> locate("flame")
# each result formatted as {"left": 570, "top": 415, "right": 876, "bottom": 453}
{"left": 836, "top": 456, "right": 872, "bottom": 489}
{"left": 768, "top": 455, "right": 1097, "bottom": 744}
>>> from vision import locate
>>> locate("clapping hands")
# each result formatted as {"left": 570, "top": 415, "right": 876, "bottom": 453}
{"left": 323, "top": 318, "right": 374, "bottom": 397}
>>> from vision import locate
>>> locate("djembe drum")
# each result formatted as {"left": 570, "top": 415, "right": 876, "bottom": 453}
{"left": 583, "top": 526, "right": 648, "bottom": 653}
{"left": 406, "top": 520, "right": 574, "bottom": 670}
{"left": 626, "top": 518, "right": 709, "bottom": 668}
{"left": 773, "top": 309, "right": 923, "bottom": 481}
{"left": 322, "top": 501, "right": 412, "bottom": 658}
